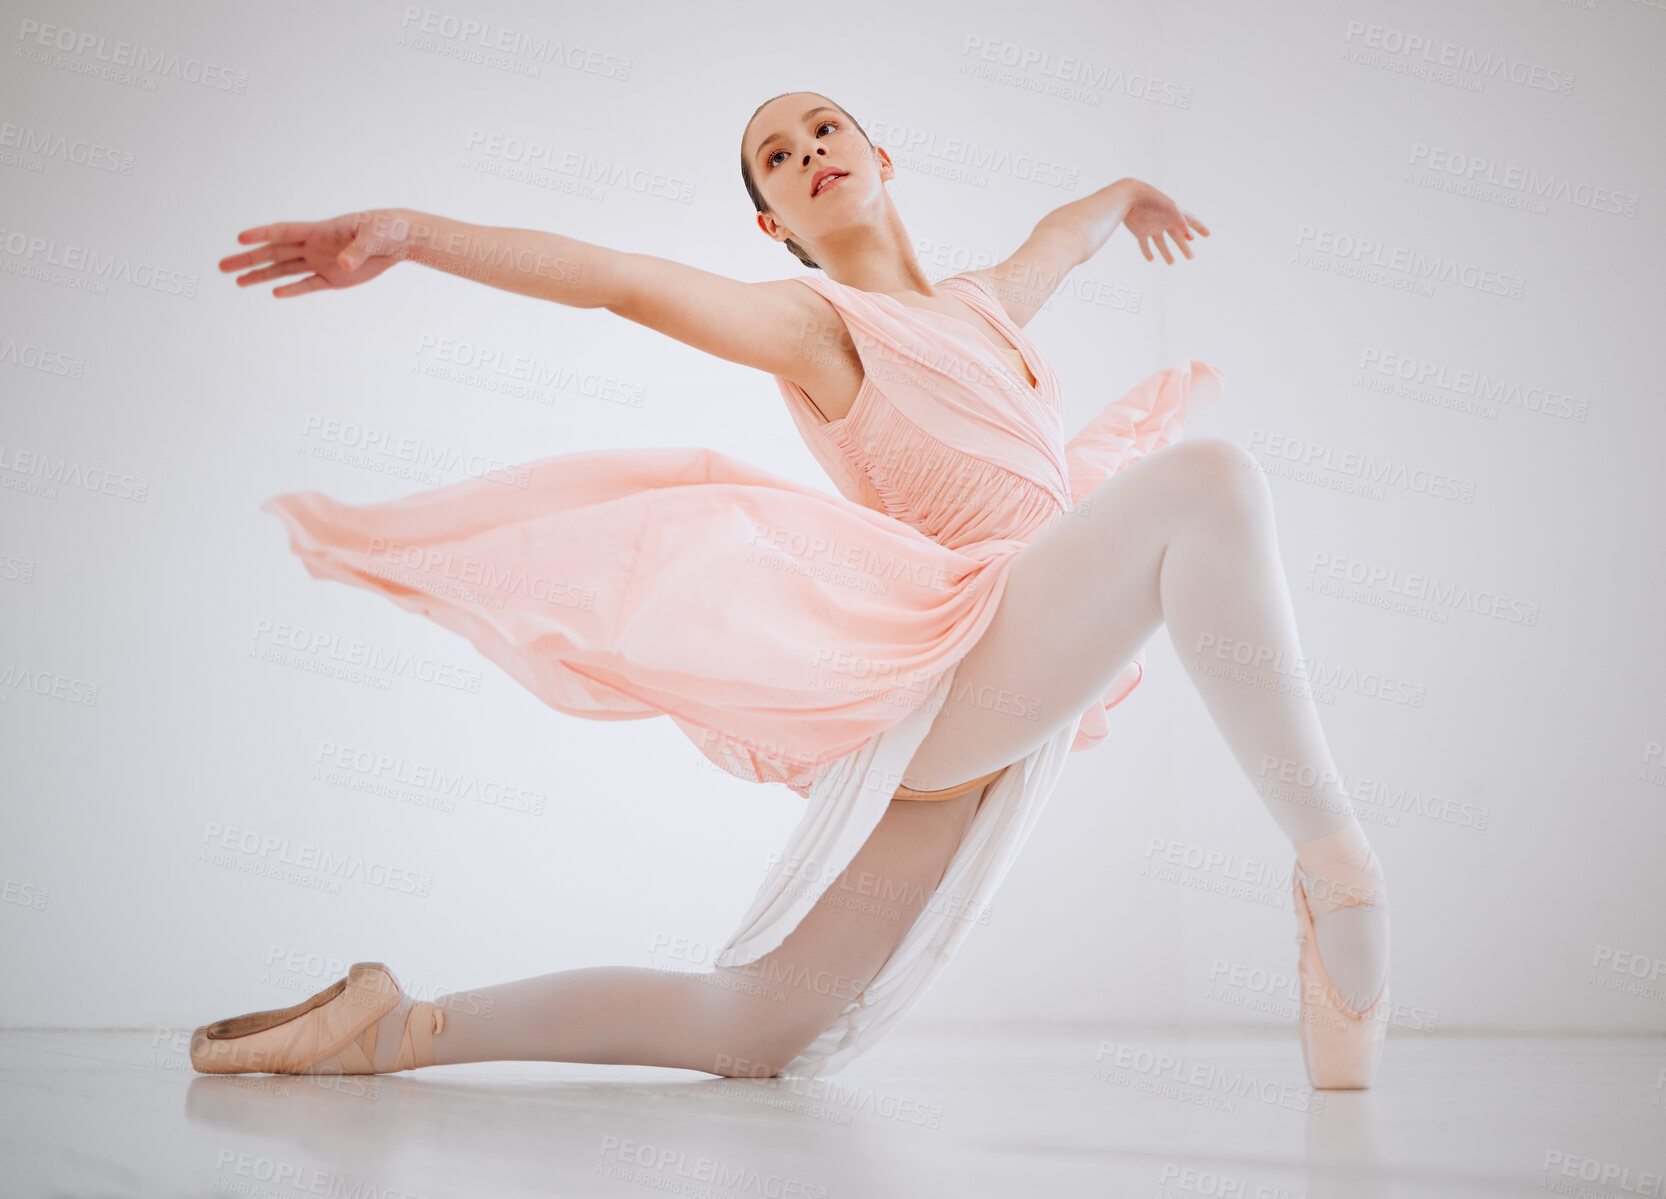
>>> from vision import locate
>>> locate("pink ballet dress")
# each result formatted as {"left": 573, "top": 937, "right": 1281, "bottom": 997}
{"left": 261, "top": 270, "right": 1224, "bottom": 1077}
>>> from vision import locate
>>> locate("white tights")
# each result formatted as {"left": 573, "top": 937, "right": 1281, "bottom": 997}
{"left": 425, "top": 436, "right": 1389, "bottom": 1074}
{"left": 901, "top": 435, "right": 1388, "bottom": 1009}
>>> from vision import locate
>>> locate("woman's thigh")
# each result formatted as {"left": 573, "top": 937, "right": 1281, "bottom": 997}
{"left": 899, "top": 438, "right": 1239, "bottom": 791}
{"left": 705, "top": 785, "right": 986, "bottom": 1076}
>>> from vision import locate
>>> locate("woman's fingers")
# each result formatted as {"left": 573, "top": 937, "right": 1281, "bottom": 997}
{"left": 236, "top": 221, "right": 314, "bottom": 246}
{"left": 235, "top": 259, "right": 313, "bottom": 288}
{"left": 1184, "top": 211, "right": 1211, "bottom": 237}
{"left": 272, "top": 275, "right": 331, "bottom": 299}
{"left": 219, "top": 241, "right": 302, "bottom": 273}
{"left": 225, "top": 213, "right": 393, "bottom": 295}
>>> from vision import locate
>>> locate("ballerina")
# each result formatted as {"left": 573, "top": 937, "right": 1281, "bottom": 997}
{"left": 195, "top": 90, "right": 1389, "bottom": 1088}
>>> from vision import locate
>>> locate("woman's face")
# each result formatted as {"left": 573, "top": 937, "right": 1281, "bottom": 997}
{"left": 744, "top": 93, "right": 888, "bottom": 250}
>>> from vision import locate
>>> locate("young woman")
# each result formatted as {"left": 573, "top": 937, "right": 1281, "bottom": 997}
{"left": 195, "top": 91, "right": 1390, "bottom": 1088}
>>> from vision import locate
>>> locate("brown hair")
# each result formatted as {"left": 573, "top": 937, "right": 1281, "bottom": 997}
{"left": 740, "top": 92, "right": 875, "bottom": 271}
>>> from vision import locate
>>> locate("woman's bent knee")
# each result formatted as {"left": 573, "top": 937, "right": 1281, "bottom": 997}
{"left": 706, "top": 1003, "right": 827, "bottom": 1078}
{"left": 1168, "top": 436, "right": 1270, "bottom": 519}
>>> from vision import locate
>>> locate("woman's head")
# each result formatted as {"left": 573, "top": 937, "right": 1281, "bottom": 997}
{"left": 740, "top": 91, "right": 887, "bottom": 269}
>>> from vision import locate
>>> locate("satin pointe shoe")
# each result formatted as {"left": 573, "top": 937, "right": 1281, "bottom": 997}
{"left": 190, "top": 961, "right": 445, "bottom": 1075}
{"left": 1291, "top": 852, "right": 1389, "bottom": 1090}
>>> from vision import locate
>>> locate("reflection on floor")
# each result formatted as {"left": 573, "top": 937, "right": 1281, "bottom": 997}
{"left": 2, "top": 1026, "right": 1662, "bottom": 1198}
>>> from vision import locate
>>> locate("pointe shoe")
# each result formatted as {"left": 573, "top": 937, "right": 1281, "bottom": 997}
{"left": 1292, "top": 854, "right": 1389, "bottom": 1090}
{"left": 190, "top": 961, "right": 445, "bottom": 1075}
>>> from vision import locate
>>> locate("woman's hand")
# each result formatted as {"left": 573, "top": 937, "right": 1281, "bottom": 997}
{"left": 218, "top": 208, "right": 415, "bottom": 297}
{"left": 1113, "top": 179, "right": 1210, "bottom": 266}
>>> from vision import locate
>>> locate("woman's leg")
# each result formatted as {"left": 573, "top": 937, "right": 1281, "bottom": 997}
{"left": 899, "top": 436, "right": 1387, "bottom": 1008}
{"left": 417, "top": 784, "right": 989, "bottom": 1076}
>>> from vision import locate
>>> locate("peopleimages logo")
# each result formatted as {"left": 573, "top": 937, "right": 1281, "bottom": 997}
{"left": 1304, "top": 549, "right": 1541, "bottom": 629}
{"left": 1292, "top": 224, "right": 1525, "bottom": 300}
{"left": 1539, "top": 1151, "right": 1665, "bottom": 1197}
{"left": 198, "top": 822, "right": 433, "bottom": 898}
{"left": 14, "top": 18, "right": 252, "bottom": 93}
{"left": 1246, "top": 427, "right": 1478, "bottom": 506}
{"left": 1587, "top": 944, "right": 1666, "bottom": 1002}
{"left": 1340, "top": 20, "right": 1575, "bottom": 95}
{"left": 1407, "top": 143, "right": 1637, "bottom": 218}
{"left": 311, "top": 740, "right": 548, "bottom": 816}
{"left": 249, "top": 617, "right": 483, "bottom": 693}
{"left": 0, "top": 224, "right": 199, "bottom": 298}
{"left": 1356, "top": 347, "right": 1589, "bottom": 423}
{"left": 1092, "top": 1040, "right": 1326, "bottom": 1115}
{"left": 595, "top": 1134, "right": 829, "bottom": 1197}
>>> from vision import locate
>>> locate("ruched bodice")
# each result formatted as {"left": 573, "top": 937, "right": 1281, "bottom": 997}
{"left": 828, "top": 393, "right": 1065, "bottom": 550}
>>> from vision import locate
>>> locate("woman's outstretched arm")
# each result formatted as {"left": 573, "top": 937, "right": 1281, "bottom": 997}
{"left": 218, "top": 207, "right": 606, "bottom": 304}
{"left": 218, "top": 207, "right": 844, "bottom": 394}
{"left": 972, "top": 179, "right": 1212, "bottom": 325}
{"left": 1046, "top": 178, "right": 1211, "bottom": 268}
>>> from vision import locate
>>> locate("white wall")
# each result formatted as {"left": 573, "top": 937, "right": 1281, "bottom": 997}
{"left": 2, "top": 0, "right": 1661, "bottom": 1036}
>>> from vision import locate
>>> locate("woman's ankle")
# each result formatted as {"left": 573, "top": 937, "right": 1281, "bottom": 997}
{"left": 1292, "top": 818, "right": 1388, "bottom": 919}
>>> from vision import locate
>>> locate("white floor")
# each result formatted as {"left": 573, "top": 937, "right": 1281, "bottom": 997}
{"left": 2, "top": 1026, "right": 1662, "bottom": 1198}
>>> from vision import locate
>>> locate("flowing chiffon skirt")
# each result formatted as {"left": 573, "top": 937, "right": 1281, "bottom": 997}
{"left": 261, "top": 444, "right": 1027, "bottom": 796}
